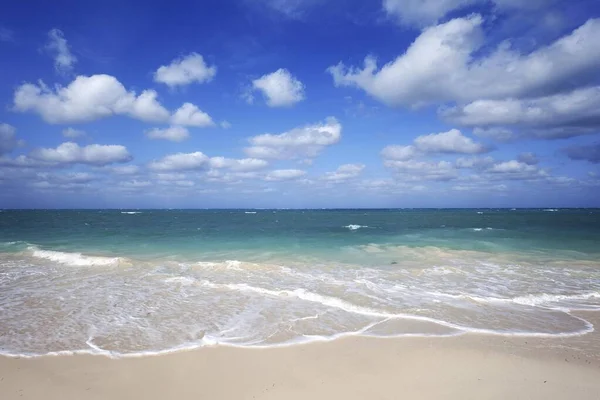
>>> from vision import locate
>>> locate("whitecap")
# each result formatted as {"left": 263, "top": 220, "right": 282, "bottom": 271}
{"left": 29, "top": 247, "right": 122, "bottom": 267}
{"left": 121, "top": 211, "right": 142, "bottom": 215}
{"left": 345, "top": 224, "right": 368, "bottom": 231}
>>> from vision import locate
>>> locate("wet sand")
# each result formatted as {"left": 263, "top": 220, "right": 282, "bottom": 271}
{"left": 2, "top": 312, "right": 600, "bottom": 400}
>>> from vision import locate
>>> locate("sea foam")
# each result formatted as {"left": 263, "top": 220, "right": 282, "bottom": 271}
{"left": 29, "top": 247, "right": 122, "bottom": 267}
{"left": 345, "top": 224, "right": 369, "bottom": 231}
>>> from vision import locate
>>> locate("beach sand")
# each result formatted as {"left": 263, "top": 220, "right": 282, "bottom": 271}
{"left": 1, "top": 312, "right": 599, "bottom": 400}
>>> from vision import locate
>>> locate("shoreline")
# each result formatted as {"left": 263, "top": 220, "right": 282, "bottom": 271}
{"left": 1, "top": 312, "right": 599, "bottom": 400}
{"left": 1, "top": 333, "right": 599, "bottom": 400}
{"left": 1, "top": 311, "right": 598, "bottom": 360}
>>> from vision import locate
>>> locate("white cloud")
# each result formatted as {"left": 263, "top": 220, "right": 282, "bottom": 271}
{"left": 29, "top": 142, "right": 132, "bottom": 166}
{"left": 473, "top": 127, "right": 515, "bottom": 142}
{"left": 45, "top": 29, "right": 77, "bottom": 74}
{"left": 381, "top": 129, "right": 488, "bottom": 162}
{"left": 154, "top": 53, "right": 216, "bottom": 87}
{"left": 146, "top": 126, "right": 190, "bottom": 142}
{"left": 380, "top": 145, "right": 417, "bottom": 161}
{"left": 517, "top": 152, "right": 539, "bottom": 165}
{"left": 383, "top": 0, "right": 476, "bottom": 27}
{"left": 489, "top": 160, "right": 539, "bottom": 174}
{"left": 252, "top": 69, "right": 305, "bottom": 107}
{"left": 442, "top": 86, "right": 600, "bottom": 138}
{"left": 109, "top": 165, "right": 140, "bottom": 175}
{"left": 328, "top": 17, "right": 600, "bottom": 107}
{"left": 154, "top": 173, "right": 187, "bottom": 181}
{"left": 148, "top": 152, "right": 209, "bottom": 172}
{"left": 245, "top": 117, "right": 341, "bottom": 159}
{"left": 455, "top": 156, "right": 495, "bottom": 169}
{"left": 323, "top": 164, "right": 365, "bottom": 181}
{"left": 0, "top": 123, "right": 21, "bottom": 155}
{"left": 36, "top": 172, "right": 96, "bottom": 184}
{"left": 62, "top": 127, "right": 86, "bottom": 139}
{"left": 208, "top": 157, "right": 269, "bottom": 172}
{"left": 119, "top": 180, "right": 152, "bottom": 189}
{"left": 413, "top": 129, "right": 488, "bottom": 154}
{"left": 384, "top": 159, "right": 457, "bottom": 181}
{"left": 383, "top": 0, "right": 563, "bottom": 27}
{"left": 265, "top": 169, "right": 306, "bottom": 181}
{"left": 171, "top": 103, "right": 214, "bottom": 127}
{"left": 149, "top": 151, "right": 269, "bottom": 173}
{"left": 14, "top": 74, "right": 170, "bottom": 124}
{"left": 220, "top": 121, "right": 232, "bottom": 129}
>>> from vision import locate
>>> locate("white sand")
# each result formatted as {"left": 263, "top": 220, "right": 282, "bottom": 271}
{"left": 2, "top": 329, "right": 600, "bottom": 400}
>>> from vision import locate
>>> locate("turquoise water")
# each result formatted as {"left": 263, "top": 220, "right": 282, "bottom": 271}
{"left": 1, "top": 209, "right": 599, "bottom": 357}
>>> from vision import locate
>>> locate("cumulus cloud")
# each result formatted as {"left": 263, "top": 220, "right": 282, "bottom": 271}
{"left": 149, "top": 152, "right": 267, "bottom": 173}
{"left": 562, "top": 143, "right": 600, "bottom": 164}
{"left": 252, "top": 69, "right": 305, "bottom": 107}
{"left": 119, "top": 180, "right": 152, "bottom": 189}
{"left": 383, "top": 0, "right": 477, "bottom": 27}
{"left": 148, "top": 152, "right": 209, "bottom": 172}
{"left": 208, "top": 157, "right": 268, "bottom": 172}
{"left": 488, "top": 160, "right": 539, "bottom": 174}
{"left": 442, "top": 86, "right": 600, "bottom": 138}
{"left": 518, "top": 152, "right": 539, "bottom": 165}
{"left": 29, "top": 142, "right": 132, "bottom": 166}
{"left": 14, "top": 74, "right": 170, "bottom": 124}
{"left": 380, "top": 145, "right": 417, "bottom": 161}
{"left": 384, "top": 159, "right": 457, "bottom": 181}
{"left": 45, "top": 29, "right": 77, "bottom": 74}
{"left": 328, "top": 17, "right": 600, "bottom": 107}
{"left": 323, "top": 164, "right": 365, "bottom": 181}
{"left": 145, "top": 126, "right": 190, "bottom": 142}
{"left": 455, "top": 156, "right": 495, "bottom": 169}
{"left": 264, "top": 169, "right": 306, "bottom": 181}
{"left": 171, "top": 103, "right": 214, "bottom": 127}
{"left": 154, "top": 53, "right": 216, "bottom": 87}
{"left": 383, "top": 0, "right": 551, "bottom": 27}
{"left": 414, "top": 129, "right": 488, "bottom": 154}
{"left": 62, "top": 127, "right": 86, "bottom": 139}
{"left": 108, "top": 165, "right": 140, "bottom": 175}
{"left": 36, "top": 172, "right": 96, "bottom": 184}
{"left": 473, "top": 127, "right": 515, "bottom": 142}
{"left": 245, "top": 117, "right": 341, "bottom": 159}
{"left": 381, "top": 129, "right": 488, "bottom": 162}
{"left": 0, "top": 123, "right": 22, "bottom": 155}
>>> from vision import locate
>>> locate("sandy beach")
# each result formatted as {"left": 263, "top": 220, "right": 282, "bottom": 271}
{"left": 2, "top": 312, "right": 599, "bottom": 400}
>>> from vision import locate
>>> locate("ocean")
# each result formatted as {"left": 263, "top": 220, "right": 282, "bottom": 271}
{"left": 1, "top": 209, "right": 599, "bottom": 357}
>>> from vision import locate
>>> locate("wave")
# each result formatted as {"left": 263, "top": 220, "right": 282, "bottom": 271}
{"left": 244, "top": 211, "right": 257, "bottom": 214}
{"left": 344, "top": 224, "right": 369, "bottom": 231}
{"left": 121, "top": 211, "right": 142, "bottom": 215}
{"left": 1, "top": 276, "right": 596, "bottom": 359}
{"left": 472, "top": 227, "right": 493, "bottom": 232}
{"left": 196, "top": 280, "right": 594, "bottom": 337}
{"left": 510, "top": 292, "right": 600, "bottom": 308}
{"left": 429, "top": 291, "right": 600, "bottom": 310}
{"left": 543, "top": 209, "right": 558, "bottom": 212}
{"left": 28, "top": 247, "right": 124, "bottom": 267}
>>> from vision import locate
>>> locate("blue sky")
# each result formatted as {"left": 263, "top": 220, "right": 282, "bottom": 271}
{"left": 0, "top": 0, "right": 599, "bottom": 208}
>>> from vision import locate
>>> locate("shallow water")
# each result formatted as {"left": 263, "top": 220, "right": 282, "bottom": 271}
{"left": 1, "top": 209, "right": 599, "bottom": 357}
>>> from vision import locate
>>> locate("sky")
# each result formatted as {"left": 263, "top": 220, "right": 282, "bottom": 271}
{"left": 0, "top": 0, "right": 599, "bottom": 208}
